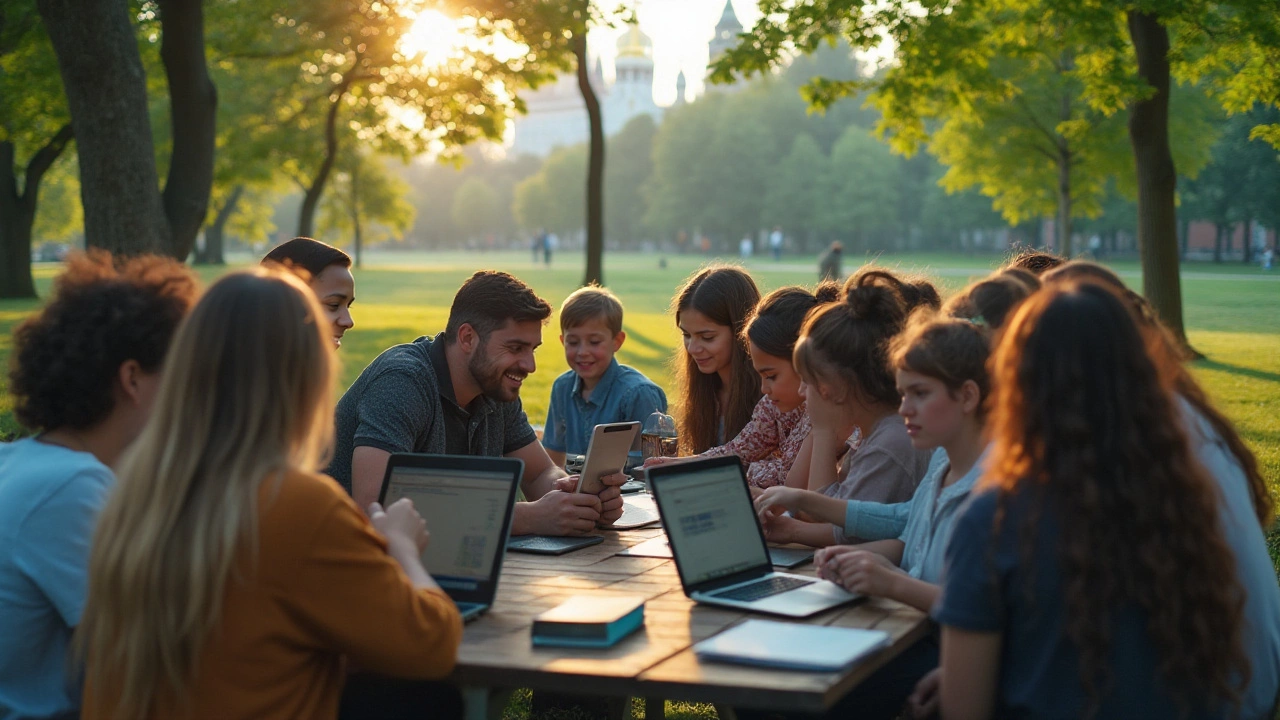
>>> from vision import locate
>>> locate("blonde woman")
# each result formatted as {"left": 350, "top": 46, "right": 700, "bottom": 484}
{"left": 78, "top": 269, "right": 462, "bottom": 720}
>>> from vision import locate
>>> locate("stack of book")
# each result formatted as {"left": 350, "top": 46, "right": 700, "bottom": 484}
{"left": 531, "top": 594, "right": 646, "bottom": 648}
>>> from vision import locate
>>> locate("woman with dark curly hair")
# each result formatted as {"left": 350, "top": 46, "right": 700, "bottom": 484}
{"left": 262, "top": 237, "right": 355, "bottom": 349}
{"left": 0, "top": 251, "right": 197, "bottom": 720}
{"left": 922, "top": 281, "right": 1249, "bottom": 719}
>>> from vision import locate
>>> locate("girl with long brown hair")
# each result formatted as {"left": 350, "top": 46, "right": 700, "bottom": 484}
{"left": 669, "top": 265, "right": 762, "bottom": 455}
{"left": 78, "top": 269, "right": 462, "bottom": 720}
{"left": 929, "top": 281, "right": 1248, "bottom": 719}
{"left": 758, "top": 268, "right": 938, "bottom": 548}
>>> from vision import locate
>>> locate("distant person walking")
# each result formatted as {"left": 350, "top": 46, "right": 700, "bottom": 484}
{"left": 769, "top": 227, "right": 784, "bottom": 261}
{"left": 739, "top": 235, "right": 754, "bottom": 259}
{"left": 819, "top": 241, "right": 843, "bottom": 281}
{"left": 532, "top": 231, "right": 544, "bottom": 263}
{"left": 544, "top": 233, "right": 557, "bottom": 266}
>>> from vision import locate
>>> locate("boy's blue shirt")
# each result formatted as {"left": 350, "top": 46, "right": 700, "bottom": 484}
{"left": 541, "top": 358, "right": 668, "bottom": 461}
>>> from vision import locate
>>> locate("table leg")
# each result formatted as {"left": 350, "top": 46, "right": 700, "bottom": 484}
{"left": 713, "top": 703, "right": 739, "bottom": 720}
{"left": 606, "top": 695, "right": 633, "bottom": 720}
{"left": 644, "top": 696, "right": 666, "bottom": 720}
{"left": 462, "top": 686, "right": 511, "bottom": 720}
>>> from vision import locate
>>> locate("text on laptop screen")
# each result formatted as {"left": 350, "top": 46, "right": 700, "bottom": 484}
{"left": 661, "top": 464, "right": 769, "bottom": 586}
{"left": 383, "top": 468, "right": 512, "bottom": 581}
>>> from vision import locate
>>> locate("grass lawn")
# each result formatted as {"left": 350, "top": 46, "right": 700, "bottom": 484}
{"left": 2, "top": 249, "right": 1278, "bottom": 718}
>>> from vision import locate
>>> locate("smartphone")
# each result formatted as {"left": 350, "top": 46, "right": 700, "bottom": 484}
{"left": 575, "top": 421, "right": 640, "bottom": 494}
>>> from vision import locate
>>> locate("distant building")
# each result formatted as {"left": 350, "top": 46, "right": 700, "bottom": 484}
{"left": 508, "top": 2, "right": 747, "bottom": 157}
{"left": 509, "top": 28, "right": 662, "bottom": 157}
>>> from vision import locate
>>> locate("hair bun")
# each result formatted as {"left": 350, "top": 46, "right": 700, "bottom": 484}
{"left": 843, "top": 282, "right": 904, "bottom": 326}
{"left": 813, "top": 282, "right": 841, "bottom": 304}
{"left": 901, "top": 281, "right": 941, "bottom": 312}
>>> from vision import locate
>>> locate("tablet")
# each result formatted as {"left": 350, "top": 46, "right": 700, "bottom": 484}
{"left": 575, "top": 421, "right": 640, "bottom": 494}
{"left": 507, "top": 535, "right": 605, "bottom": 555}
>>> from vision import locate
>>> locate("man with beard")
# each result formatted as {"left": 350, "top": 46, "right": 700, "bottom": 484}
{"left": 329, "top": 271, "right": 623, "bottom": 535}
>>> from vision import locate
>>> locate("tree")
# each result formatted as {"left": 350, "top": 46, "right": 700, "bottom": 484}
{"left": 513, "top": 144, "right": 588, "bottom": 238}
{"left": 644, "top": 96, "right": 723, "bottom": 241}
{"left": 451, "top": 176, "right": 501, "bottom": 245}
{"left": 819, "top": 127, "right": 902, "bottom": 252}
{"left": 0, "top": 2, "right": 73, "bottom": 296}
{"left": 318, "top": 152, "right": 414, "bottom": 267}
{"left": 604, "top": 114, "right": 656, "bottom": 247}
{"left": 444, "top": 1, "right": 629, "bottom": 286}
{"left": 36, "top": 0, "right": 215, "bottom": 259}
{"left": 713, "top": 0, "right": 1280, "bottom": 347}
{"left": 762, "top": 134, "right": 826, "bottom": 252}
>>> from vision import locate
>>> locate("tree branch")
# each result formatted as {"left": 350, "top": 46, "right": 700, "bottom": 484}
{"left": 20, "top": 123, "right": 74, "bottom": 212}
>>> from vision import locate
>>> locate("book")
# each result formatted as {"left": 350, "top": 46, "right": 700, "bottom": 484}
{"left": 531, "top": 594, "right": 646, "bottom": 648}
{"left": 693, "top": 619, "right": 891, "bottom": 672}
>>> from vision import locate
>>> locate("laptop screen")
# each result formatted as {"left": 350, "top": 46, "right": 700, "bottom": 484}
{"left": 657, "top": 462, "right": 770, "bottom": 586}
{"left": 382, "top": 467, "right": 513, "bottom": 587}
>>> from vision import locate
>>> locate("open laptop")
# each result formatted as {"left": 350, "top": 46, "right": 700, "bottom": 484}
{"left": 378, "top": 454, "right": 522, "bottom": 622}
{"left": 647, "top": 455, "right": 857, "bottom": 618}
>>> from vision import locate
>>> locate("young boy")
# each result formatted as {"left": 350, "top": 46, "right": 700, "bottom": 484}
{"left": 541, "top": 286, "right": 668, "bottom": 469}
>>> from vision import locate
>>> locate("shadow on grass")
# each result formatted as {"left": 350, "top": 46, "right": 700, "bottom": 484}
{"left": 622, "top": 324, "right": 676, "bottom": 357}
{"left": 1193, "top": 359, "right": 1280, "bottom": 384}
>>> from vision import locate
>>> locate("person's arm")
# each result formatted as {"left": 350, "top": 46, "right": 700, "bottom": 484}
{"left": 17, "top": 468, "right": 112, "bottom": 627}
{"left": 508, "top": 437, "right": 568, "bottom": 500}
{"left": 807, "top": 426, "right": 847, "bottom": 492}
{"left": 349, "top": 369, "right": 433, "bottom": 509}
{"left": 755, "top": 486, "right": 849, "bottom": 526}
{"left": 939, "top": 627, "right": 1002, "bottom": 720}
{"left": 545, "top": 448, "right": 567, "bottom": 470}
{"left": 289, "top": 494, "right": 462, "bottom": 679}
{"left": 844, "top": 497, "right": 914, "bottom": 541}
{"left": 505, "top": 440, "right": 604, "bottom": 536}
{"left": 759, "top": 512, "right": 838, "bottom": 548}
{"left": 351, "top": 446, "right": 391, "bottom": 512}
{"left": 785, "top": 434, "right": 814, "bottom": 488}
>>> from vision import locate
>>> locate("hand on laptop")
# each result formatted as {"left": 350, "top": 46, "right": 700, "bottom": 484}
{"left": 517, "top": 491, "right": 602, "bottom": 536}
{"left": 758, "top": 508, "right": 803, "bottom": 544}
{"left": 816, "top": 547, "right": 900, "bottom": 597}
{"left": 368, "top": 499, "right": 430, "bottom": 554}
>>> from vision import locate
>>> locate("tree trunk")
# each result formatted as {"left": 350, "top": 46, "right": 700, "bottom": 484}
{"left": 1056, "top": 148, "right": 1073, "bottom": 257}
{"left": 575, "top": 30, "right": 605, "bottom": 287}
{"left": 0, "top": 126, "right": 74, "bottom": 298}
{"left": 198, "top": 183, "right": 241, "bottom": 265}
{"left": 351, "top": 160, "right": 363, "bottom": 269}
{"left": 37, "top": 0, "right": 169, "bottom": 256}
{"left": 1126, "top": 11, "right": 1189, "bottom": 348}
{"left": 157, "top": 0, "right": 216, "bottom": 262}
{"left": 1213, "top": 224, "right": 1223, "bottom": 263}
{"left": 298, "top": 78, "right": 352, "bottom": 239}
{"left": 1243, "top": 219, "right": 1254, "bottom": 264}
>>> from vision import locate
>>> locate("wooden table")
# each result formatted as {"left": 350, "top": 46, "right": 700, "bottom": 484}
{"left": 454, "top": 525, "right": 930, "bottom": 720}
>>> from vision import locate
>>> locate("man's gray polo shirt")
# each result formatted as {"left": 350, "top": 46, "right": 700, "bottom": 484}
{"left": 327, "top": 332, "right": 538, "bottom": 494}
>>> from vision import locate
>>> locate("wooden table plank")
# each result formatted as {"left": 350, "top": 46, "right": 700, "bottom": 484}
{"left": 453, "top": 523, "right": 931, "bottom": 712}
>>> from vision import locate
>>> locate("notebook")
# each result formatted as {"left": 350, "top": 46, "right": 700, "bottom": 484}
{"left": 693, "top": 619, "right": 890, "bottom": 671}
{"left": 531, "top": 594, "right": 646, "bottom": 648}
{"left": 378, "top": 454, "right": 522, "bottom": 622}
{"left": 646, "top": 455, "right": 856, "bottom": 618}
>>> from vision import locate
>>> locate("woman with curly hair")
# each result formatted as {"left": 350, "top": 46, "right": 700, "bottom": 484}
{"left": 0, "top": 252, "right": 197, "bottom": 720}
{"left": 925, "top": 281, "right": 1249, "bottom": 719}
{"left": 1042, "top": 261, "right": 1280, "bottom": 718}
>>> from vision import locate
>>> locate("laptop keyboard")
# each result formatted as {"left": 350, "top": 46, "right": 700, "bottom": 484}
{"left": 714, "top": 575, "right": 814, "bottom": 602}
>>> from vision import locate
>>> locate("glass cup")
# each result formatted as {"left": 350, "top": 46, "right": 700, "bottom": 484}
{"left": 640, "top": 411, "right": 678, "bottom": 461}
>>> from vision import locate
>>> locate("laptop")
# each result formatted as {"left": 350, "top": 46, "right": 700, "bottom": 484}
{"left": 378, "top": 454, "right": 522, "bottom": 622}
{"left": 647, "top": 455, "right": 857, "bottom": 618}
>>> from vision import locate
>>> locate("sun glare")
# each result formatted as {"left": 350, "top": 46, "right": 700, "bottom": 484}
{"left": 401, "top": 10, "right": 461, "bottom": 67}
